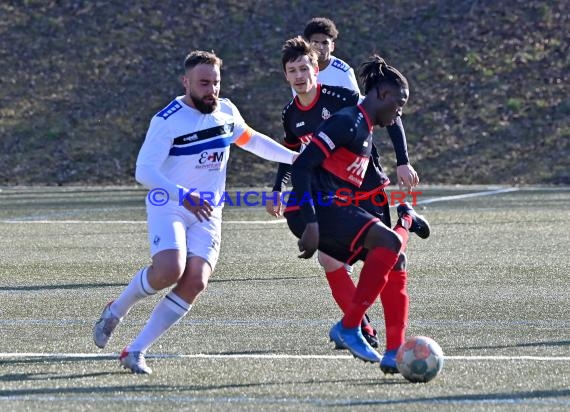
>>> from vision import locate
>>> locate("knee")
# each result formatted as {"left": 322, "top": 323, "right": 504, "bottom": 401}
{"left": 318, "top": 252, "right": 343, "bottom": 272}
{"left": 185, "top": 276, "right": 208, "bottom": 296}
{"left": 152, "top": 260, "right": 185, "bottom": 287}
{"left": 393, "top": 252, "right": 407, "bottom": 271}
{"left": 384, "top": 230, "right": 403, "bottom": 253}
{"left": 365, "top": 224, "right": 402, "bottom": 253}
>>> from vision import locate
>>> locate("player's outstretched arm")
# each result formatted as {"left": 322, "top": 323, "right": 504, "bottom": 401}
{"left": 235, "top": 128, "right": 297, "bottom": 164}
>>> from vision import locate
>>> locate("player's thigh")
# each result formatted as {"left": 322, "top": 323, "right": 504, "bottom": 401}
{"left": 146, "top": 202, "right": 188, "bottom": 257}
{"left": 285, "top": 203, "right": 381, "bottom": 264}
{"left": 316, "top": 204, "right": 379, "bottom": 264}
{"left": 186, "top": 209, "right": 222, "bottom": 272}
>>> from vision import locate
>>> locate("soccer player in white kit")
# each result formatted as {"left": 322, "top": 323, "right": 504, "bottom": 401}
{"left": 291, "top": 17, "right": 360, "bottom": 96}
{"left": 93, "top": 50, "right": 297, "bottom": 374}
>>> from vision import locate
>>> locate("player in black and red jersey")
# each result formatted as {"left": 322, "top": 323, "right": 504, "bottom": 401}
{"left": 271, "top": 37, "right": 427, "bottom": 372}
{"left": 284, "top": 55, "right": 430, "bottom": 368}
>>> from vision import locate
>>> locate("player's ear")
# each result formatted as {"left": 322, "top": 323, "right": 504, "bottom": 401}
{"left": 181, "top": 74, "right": 189, "bottom": 90}
{"left": 330, "top": 41, "right": 335, "bottom": 53}
{"left": 377, "top": 84, "right": 392, "bottom": 101}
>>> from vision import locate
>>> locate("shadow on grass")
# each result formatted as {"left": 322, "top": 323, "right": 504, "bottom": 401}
{"left": 0, "top": 355, "right": 118, "bottom": 366}
{"left": 0, "top": 376, "right": 403, "bottom": 399}
{"left": 0, "top": 371, "right": 119, "bottom": 382}
{"left": 2, "top": 385, "right": 568, "bottom": 406}
{"left": 0, "top": 282, "right": 126, "bottom": 292}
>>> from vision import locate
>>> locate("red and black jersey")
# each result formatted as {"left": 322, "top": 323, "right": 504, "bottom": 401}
{"left": 290, "top": 105, "right": 385, "bottom": 223}
{"left": 272, "top": 84, "right": 360, "bottom": 192}
{"left": 282, "top": 84, "right": 360, "bottom": 150}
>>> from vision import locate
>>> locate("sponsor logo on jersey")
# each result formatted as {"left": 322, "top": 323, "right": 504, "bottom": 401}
{"left": 346, "top": 157, "right": 368, "bottom": 180}
{"left": 170, "top": 123, "right": 236, "bottom": 156}
{"left": 157, "top": 101, "right": 183, "bottom": 120}
{"left": 183, "top": 134, "right": 198, "bottom": 143}
{"left": 296, "top": 121, "right": 305, "bottom": 128}
{"left": 197, "top": 150, "right": 224, "bottom": 170}
{"left": 321, "top": 107, "right": 331, "bottom": 120}
{"left": 317, "top": 131, "right": 335, "bottom": 150}
{"left": 321, "top": 147, "right": 370, "bottom": 187}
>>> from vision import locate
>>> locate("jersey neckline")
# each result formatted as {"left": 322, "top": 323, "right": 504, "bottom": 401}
{"left": 294, "top": 84, "right": 322, "bottom": 112}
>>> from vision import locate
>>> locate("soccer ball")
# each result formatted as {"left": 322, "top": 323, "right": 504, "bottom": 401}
{"left": 396, "top": 336, "right": 444, "bottom": 383}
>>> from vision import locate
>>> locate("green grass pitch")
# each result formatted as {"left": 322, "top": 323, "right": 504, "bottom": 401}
{"left": 0, "top": 186, "right": 569, "bottom": 411}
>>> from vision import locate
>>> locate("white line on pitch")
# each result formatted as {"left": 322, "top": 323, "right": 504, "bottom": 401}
{"left": 444, "top": 355, "right": 570, "bottom": 361}
{"left": 0, "top": 220, "right": 146, "bottom": 224}
{"left": 0, "top": 219, "right": 285, "bottom": 224}
{"left": 413, "top": 187, "right": 519, "bottom": 205}
{"left": 0, "top": 352, "right": 568, "bottom": 361}
{"left": 0, "top": 187, "right": 520, "bottom": 224}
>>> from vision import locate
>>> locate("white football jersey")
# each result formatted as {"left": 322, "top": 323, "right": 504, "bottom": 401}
{"left": 136, "top": 96, "right": 250, "bottom": 206}
{"left": 317, "top": 56, "right": 360, "bottom": 93}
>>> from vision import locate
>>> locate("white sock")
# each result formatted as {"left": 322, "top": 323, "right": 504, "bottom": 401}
{"left": 110, "top": 267, "right": 156, "bottom": 318}
{"left": 128, "top": 291, "right": 191, "bottom": 353}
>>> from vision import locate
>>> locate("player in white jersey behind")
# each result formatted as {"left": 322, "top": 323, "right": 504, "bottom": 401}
{"left": 291, "top": 17, "right": 359, "bottom": 96}
{"left": 93, "top": 50, "right": 297, "bottom": 374}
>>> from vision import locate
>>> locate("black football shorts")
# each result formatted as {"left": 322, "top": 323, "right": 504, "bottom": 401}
{"left": 284, "top": 201, "right": 382, "bottom": 265}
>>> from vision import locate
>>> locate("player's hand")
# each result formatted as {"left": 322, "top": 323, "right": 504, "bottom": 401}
{"left": 396, "top": 164, "right": 420, "bottom": 192}
{"left": 265, "top": 191, "right": 283, "bottom": 217}
{"left": 182, "top": 193, "right": 213, "bottom": 222}
{"left": 298, "top": 222, "right": 319, "bottom": 259}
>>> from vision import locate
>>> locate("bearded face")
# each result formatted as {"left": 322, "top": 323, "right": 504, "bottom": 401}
{"left": 189, "top": 91, "right": 218, "bottom": 114}
{"left": 183, "top": 63, "right": 221, "bottom": 114}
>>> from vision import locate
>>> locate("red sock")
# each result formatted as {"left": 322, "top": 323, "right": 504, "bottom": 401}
{"left": 380, "top": 269, "right": 409, "bottom": 350}
{"left": 326, "top": 267, "right": 374, "bottom": 330}
{"left": 393, "top": 215, "right": 412, "bottom": 252}
{"left": 325, "top": 267, "right": 356, "bottom": 314}
{"left": 342, "top": 247, "right": 399, "bottom": 328}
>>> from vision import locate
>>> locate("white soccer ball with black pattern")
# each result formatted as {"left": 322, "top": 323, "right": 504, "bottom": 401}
{"left": 396, "top": 336, "right": 444, "bottom": 383}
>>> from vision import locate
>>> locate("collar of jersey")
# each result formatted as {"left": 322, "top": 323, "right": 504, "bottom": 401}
{"left": 294, "top": 84, "right": 322, "bottom": 112}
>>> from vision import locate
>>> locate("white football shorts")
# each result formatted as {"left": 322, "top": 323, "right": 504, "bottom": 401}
{"left": 146, "top": 200, "right": 222, "bottom": 270}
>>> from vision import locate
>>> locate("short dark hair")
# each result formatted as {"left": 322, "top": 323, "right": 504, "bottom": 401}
{"left": 359, "top": 55, "right": 408, "bottom": 94}
{"left": 281, "top": 36, "right": 319, "bottom": 71}
{"left": 303, "top": 17, "right": 339, "bottom": 41}
{"left": 184, "top": 50, "right": 222, "bottom": 71}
